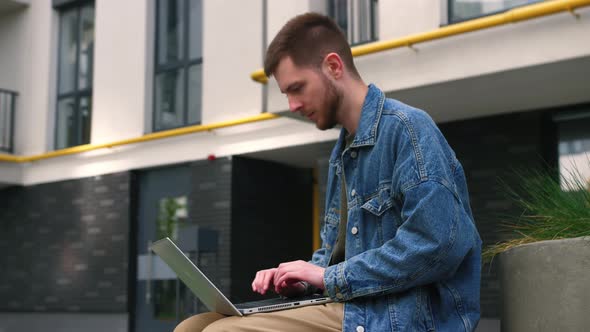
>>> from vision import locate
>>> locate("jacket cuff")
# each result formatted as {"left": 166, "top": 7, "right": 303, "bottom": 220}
{"left": 323, "top": 261, "right": 351, "bottom": 301}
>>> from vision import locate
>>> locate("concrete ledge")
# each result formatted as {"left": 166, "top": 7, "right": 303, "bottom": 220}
{"left": 0, "top": 313, "right": 127, "bottom": 332}
{"left": 499, "top": 237, "right": 590, "bottom": 332}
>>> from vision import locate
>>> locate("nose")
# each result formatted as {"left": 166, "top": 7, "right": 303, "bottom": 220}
{"left": 288, "top": 97, "right": 302, "bottom": 113}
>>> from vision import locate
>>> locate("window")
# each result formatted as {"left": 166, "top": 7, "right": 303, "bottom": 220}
{"left": 329, "top": 0, "right": 378, "bottom": 46}
{"left": 448, "top": 0, "right": 545, "bottom": 24}
{"left": 55, "top": 2, "right": 94, "bottom": 149}
{"left": 0, "top": 89, "right": 16, "bottom": 153}
{"left": 154, "top": 0, "right": 203, "bottom": 132}
{"left": 556, "top": 111, "right": 590, "bottom": 191}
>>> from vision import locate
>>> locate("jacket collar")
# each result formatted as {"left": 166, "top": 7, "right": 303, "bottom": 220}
{"left": 330, "top": 84, "right": 385, "bottom": 164}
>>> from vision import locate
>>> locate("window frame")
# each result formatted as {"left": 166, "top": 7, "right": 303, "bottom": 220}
{"left": 54, "top": 1, "right": 94, "bottom": 150}
{"left": 328, "top": 0, "right": 379, "bottom": 47}
{"left": 447, "top": 0, "right": 546, "bottom": 25}
{"left": 0, "top": 89, "right": 17, "bottom": 153}
{"left": 153, "top": 0, "right": 203, "bottom": 132}
{"left": 554, "top": 108, "right": 590, "bottom": 190}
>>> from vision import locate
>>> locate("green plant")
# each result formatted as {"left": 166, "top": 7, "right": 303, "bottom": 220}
{"left": 483, "top": 163, "right": 590, "bottom": 262}
{"left": 156, "top": 196, "right": 187, "bottom": 240}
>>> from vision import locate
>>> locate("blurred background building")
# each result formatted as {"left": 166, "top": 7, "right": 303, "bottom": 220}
{"left": 0, "top": 0, "right": 589, "bottom": 331}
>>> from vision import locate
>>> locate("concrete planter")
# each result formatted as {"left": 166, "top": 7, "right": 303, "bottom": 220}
{"left": 498, "top": 236, "right": 590, "bottom": 332}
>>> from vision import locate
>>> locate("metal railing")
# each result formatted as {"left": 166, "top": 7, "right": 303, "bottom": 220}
{"left": 0, "top": 89, "right": 17, "bottom": 153}
{"left": 0, "top": 112, "right": 280, "bottom": 163}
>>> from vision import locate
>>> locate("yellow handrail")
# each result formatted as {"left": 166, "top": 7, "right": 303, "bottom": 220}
{"left": 250, "top": 0, "right": 590, "bottom": 84}
{"left": 0, "top": 113, "right": 280, "bottom": 163}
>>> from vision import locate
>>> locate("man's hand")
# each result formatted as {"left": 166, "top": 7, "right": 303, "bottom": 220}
{"left": 251, "top": 261, "right": 326, "bottom": 298}
{"left": 251, "top": 267, "right": 309, "bottom": 298}
{"left": 273, "top": 260, "right": 325, "bottom": 294}
{"left": 251, "top": 268, "right": 278, "bottom": 295}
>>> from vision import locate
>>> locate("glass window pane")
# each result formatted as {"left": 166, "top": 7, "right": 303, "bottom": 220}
{"left": 58, "top": 9, "right": 78, "bottom": 94}
{"left": 558, "top": 116, "right": 590, "bottom": 191}
{"left": 56, "top": 97, "right": 77, "bottom": 149}
{"left": 329, "top": 0, "right": 376, "bottom": 45}
{"left": 187, "top": 64, "right": 202, "bottom": 124}
{"left": 0, "top": 93, "right": 10, "bottom": 150}
{"left": 78, "top": 5, "right": 95, "bottom": 90}
{"left": 153, "top": 196, "right": 188, "bottom": 320}
{"left": 330, "top": 0, "right": 348, "bottom": 39}
{"left": 188, "top": 0, "right": 203, "bottom": 60}
{"left": 450, "top": 0, "right": 545, "bottom": 23}
{"left": 356, "top": 0, "right": 372, "bottom": 43}
{"left": 80, "top": 96, "right": 92, "bottom": 144}
{"left": 157, "top": 0, "right": 185, "bottom": 65}
{"left": 155, "top": 70, "right": 185, "bottom": 130}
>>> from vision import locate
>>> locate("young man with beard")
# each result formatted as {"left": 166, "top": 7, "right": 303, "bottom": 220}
{"left": 174, "top": 12, "right": 481, "bottom": 332}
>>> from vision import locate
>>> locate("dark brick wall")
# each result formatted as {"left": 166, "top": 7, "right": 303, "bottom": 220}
{"left": 439, "top": 110, "right": 555, "bottom": 318}
{"left": 0, "top": 172, "right": 131, "bottom": 312}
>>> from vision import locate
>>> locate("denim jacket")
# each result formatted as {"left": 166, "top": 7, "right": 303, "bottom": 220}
{"left": 311, "top": 84, "right": 482, "bottom": 332}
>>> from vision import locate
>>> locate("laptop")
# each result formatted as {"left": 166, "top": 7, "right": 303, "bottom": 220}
{"left": 150, "top": 237, "right": 332, "bottom": 316}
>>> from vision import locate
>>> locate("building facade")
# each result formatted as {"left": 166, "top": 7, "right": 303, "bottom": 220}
{"left": 0, "top": 0, "right": 589, "bottom": 331}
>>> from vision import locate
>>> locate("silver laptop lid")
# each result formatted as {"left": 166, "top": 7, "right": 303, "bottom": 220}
{"left": 150, "top": 237, "right": 242, "bottom": 316}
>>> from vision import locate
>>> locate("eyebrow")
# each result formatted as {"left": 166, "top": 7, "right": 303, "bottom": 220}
{"left": 281, "top": 81, "right": 303, "bottom": 94}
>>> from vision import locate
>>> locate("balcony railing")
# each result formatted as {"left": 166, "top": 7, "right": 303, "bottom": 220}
{"left": 0, "top": 89, "right": 17, "bottom": 153}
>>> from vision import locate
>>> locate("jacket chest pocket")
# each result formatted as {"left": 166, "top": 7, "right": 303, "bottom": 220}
{"left": 361, "top": 186, "right": 393, "bottom": 216}
{"left": 360, "top": 186, "right": 401, "bottom": 245}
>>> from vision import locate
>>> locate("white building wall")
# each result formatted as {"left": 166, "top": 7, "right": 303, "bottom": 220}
{"left": 91, "top": 0, "right": 149, "bottom": 144}
{"left": 0, "top": 8, "right": 26, "bottom": 93}
{"left": 266, "top": 5, "right": 590, "bottom": 121}
{"left": 20, "top": 1, "right": 56, "bottom": 155}
{"left": 0, "top": 0, "right": 342, "bottom": 186}
{"left": 1, "top": 1, "right": 590, "bottom": 186}
{"left": 0, "top": 2, "right": 56, "bottom": 156}
{"left": 201, "top": 0, "right": 264, "bottom": 123}
{"left": 379, "top": 0, "right": 441, "bottom": 40}
{"left": 0, "top": 1, "right": 53, "bottom": 155}
{"left": 267, "top": 0, "right": 311, "bottom": 43}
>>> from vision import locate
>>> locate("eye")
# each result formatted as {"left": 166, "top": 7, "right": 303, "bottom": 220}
{"left": 292, "top": 84, "right": 303, "bottom": 93}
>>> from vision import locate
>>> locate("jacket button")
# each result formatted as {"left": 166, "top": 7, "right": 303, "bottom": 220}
{"left": 351, "top": 226, "right": 358, "bottom": 235}
{"left": 351, "top": 189, "right": 356, "bottom": 197}
{"left": 350, "top": 151, "right": 357, "bottom": 158}
{"left": 356, "top": 326, "right": 365, "bottom": 332}
{"left": 336, "top": 293, "right": 344, "bottom": 299}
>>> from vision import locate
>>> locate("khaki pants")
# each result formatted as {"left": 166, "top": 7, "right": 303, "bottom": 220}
{"left": 174, "top": 302, "right": 343, "bottom": 332}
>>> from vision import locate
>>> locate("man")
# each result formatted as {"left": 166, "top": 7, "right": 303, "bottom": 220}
{"left": 175, "top": 12, "right": 481, "bottom": 332}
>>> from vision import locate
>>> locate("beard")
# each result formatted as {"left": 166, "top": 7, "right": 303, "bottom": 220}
{"left": 315, "top": 74, "right": 343, "bottom": 131}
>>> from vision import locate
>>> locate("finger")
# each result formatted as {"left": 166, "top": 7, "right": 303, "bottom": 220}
{"left": 253, "top": 270, "right": 271, "bottom": 293}
{"left": 275, "top": 271, "right": 301, "bottom": 293}
{"left": 253, "top": 269, "right": 276, "bottom": 294}
{"left": 277, "top": 260, "right": 298, "bottom": 269}
{"left": 252, "top": 271, "right": 262, "bottom": 292}
{"left": 261, "top": 271, "right": 274, "bottom": 294}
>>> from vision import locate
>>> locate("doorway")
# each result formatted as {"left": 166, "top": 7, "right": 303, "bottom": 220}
{"left": 134, "top": 164, "right": 192, "bottom": 332}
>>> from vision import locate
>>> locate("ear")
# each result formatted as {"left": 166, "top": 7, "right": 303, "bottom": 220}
{"left": 322, "top": 53, "right": 344, "bottom": 79}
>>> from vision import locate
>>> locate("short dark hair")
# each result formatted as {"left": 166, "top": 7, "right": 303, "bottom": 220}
{"left": 264, "top": 12, "right": 360, "bottom": 79}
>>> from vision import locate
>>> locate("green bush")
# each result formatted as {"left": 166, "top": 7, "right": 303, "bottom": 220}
{"left": 483, "top": 162, "right": 590, "bottom": 262}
